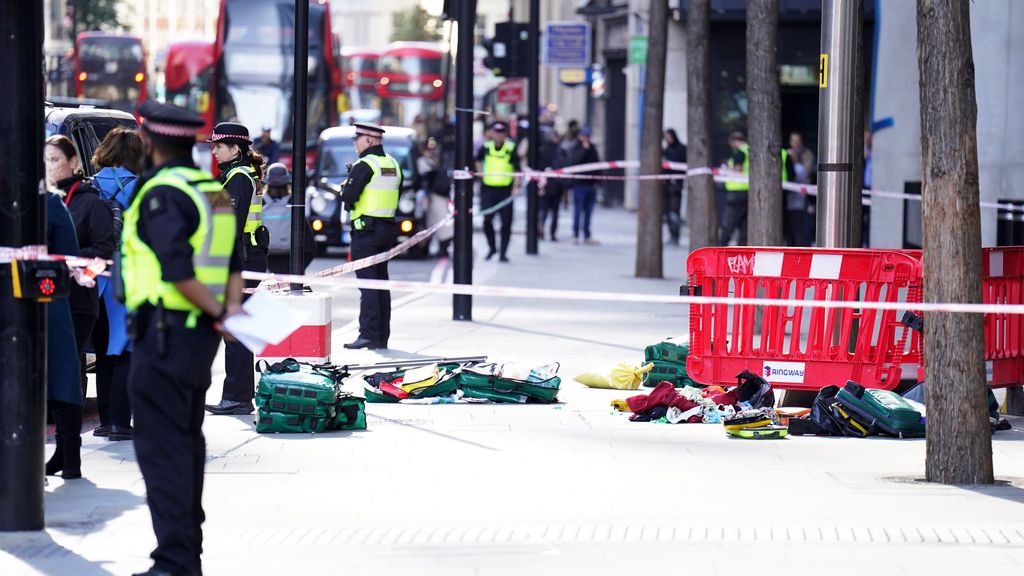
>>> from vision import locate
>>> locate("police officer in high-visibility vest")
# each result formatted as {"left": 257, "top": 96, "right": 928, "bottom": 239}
{"left": 205, "top": 122, "right": 268, "bottom": 415}
{"left": 718, "top": 131, "right": 793, "bottom": 246}
{"left": 475, "top": 121, "right": 520, "bottom": 262}
{"left": 342, "top": 123, "right": 402, "bottom": 350}
{"left": 123, "top": 101, "right": 243, "bottom": 576}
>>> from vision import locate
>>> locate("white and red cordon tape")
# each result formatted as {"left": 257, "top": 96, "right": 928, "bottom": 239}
{"left": 241, "top": 270, "right": 1024, "bottom": 317}
{"left": 0, "top": 245, "right": 110, "bottom": 287}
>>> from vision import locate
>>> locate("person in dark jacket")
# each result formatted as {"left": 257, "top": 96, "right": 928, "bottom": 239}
{"left": 566, "top": 127, "right": 601, "bottom": 244}
{"left": 89, "top": 127, "right": 143, "bottom": 441}
{"left": 262, "top": 162, "right": 316, "bottom": 274}
{"left": 662, "top": 128, "right": 687, "bottom": 245}
{"left": 45, "top": 134, "right": 117, "bottom": 399}
{"left": 205, "top": 122, "right": 268, "bottom": 415}
{"left": 536, "top": 127, "right": 566, "bottom": 241}
{"left": 44, "top": 190, "right": 84, "bottom": 479}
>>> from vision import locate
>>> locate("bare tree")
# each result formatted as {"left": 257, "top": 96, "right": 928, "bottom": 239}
{"left": 686, "top": 0, "right": 716, "bottom": 252}
{"left": 918, "top": 0, "right": 992, "bottom": 484}
{"left": 635, "top": 0, "right": 669, "bottom": 278}
{"left": 746, "top": 0, "right": 784, "bottom": 246}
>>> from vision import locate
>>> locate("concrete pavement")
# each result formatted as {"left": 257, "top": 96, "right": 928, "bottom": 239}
{"left": 4, "top": 203, "right": 1024, "bottom": 576}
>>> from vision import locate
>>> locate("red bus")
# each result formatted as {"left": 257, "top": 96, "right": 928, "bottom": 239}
{"left": 164, "top": 40, "right": 215, "bottom": 139}
{"left": 212, "top": 0, "right": 344, "bottom": 170}
{"left": 75, "top": 32, "right": 148, "bottom": 114}
{"left": 342, "top": 47, "right": 380, "bottom": 110}
{"left": 377, "top": 42, "right": 444, "bottom": 126}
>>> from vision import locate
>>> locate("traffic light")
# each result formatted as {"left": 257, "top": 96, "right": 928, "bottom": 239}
{"left": 485, "top": 22, "right": 529, "bottom": 78}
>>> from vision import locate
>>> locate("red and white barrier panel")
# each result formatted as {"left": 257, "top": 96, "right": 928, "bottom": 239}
{"left": 256, "top": 291, "right": 332, "bottom": 363}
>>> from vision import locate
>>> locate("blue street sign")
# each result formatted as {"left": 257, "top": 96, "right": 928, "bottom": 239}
{"left": 544, "top": 22, "right": 591, "bottom": 68}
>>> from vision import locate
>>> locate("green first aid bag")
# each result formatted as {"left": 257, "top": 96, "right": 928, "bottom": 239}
{"left": 332, "top": 394, "right": 367, "bottom": 430}
{"left": 362, "top": 363, "right": 462, "bottom": 403}
{"left": 256, "top": 369, "right": 341, "bottom": 418}
{"left": 644, "top": 360, "right": 697, "bottom": 388}
{"left": 644, "top": 337, "right": 689, "bottom": 365}
{"left": 255, "top": 410, "right": 333, "bottom": 434}
{"left": 836, "top": 380, "right": 925, "bottom": 438}
{"left": 458, "top": 363, "right": 560, "bottom": 403}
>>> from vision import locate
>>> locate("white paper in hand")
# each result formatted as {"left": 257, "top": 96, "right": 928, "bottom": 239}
{"left": 221, "top": 290, "right": 311, "bottom": 354}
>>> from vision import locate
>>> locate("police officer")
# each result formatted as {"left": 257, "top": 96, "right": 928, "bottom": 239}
{"left": 342, "top": 123, "right": 401, "bottom": 350}
{"left": 123, "top": 101, "right": 243, "bottom": 576}
{"left": 474, "top": 121, "right": 520, "bottom": 262}
{"left": 718, "top": 131, "right": 794, "bottom": 246}
{"left": 205, "top": 122, "right": 267, "bottom": 415}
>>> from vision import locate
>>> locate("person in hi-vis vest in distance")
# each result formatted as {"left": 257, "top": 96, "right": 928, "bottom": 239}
{"left": 475, "top": 121, "right": 521, "bottom": 262}
{"left": 205, "top": 122, "right": 268, "bottom": 416}
{"left": 342, "top": 123, "right": 402, "bottom": 350}
{"left": 121, "top": 100, "right": 244, "bottom": 576}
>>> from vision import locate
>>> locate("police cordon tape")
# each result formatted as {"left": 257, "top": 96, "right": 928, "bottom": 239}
{"left": 458, "top": 159, "right": 1024, "bottom": 212}
{"left": 0, "top": 245, "right": 111, "bottom": 286}
{"left": 249, "top": 195, "right": 519, "bottom": 293}
{"left": 241, "top": 269, "right": 1024, "bottom": 316}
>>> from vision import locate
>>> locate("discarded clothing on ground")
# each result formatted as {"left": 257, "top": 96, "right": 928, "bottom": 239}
{"left": 619, "top": 376, "right": 765, "bottom": 424}
{"left": 254, "top": 358, "right": 366, "bottom": 433}
{"left": 575, "top": 362, "right": 653, "bottom": 390}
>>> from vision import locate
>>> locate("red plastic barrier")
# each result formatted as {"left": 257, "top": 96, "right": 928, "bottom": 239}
{"left": 686, "top": 247, "right": 924, "bottom": 391}
{"left": 900, "top": 248, "right": 1023, "bottom": 388}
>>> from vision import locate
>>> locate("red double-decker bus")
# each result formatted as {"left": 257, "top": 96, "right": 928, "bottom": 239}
{"left": 377, "top": 42, "right": 444, "bottom": 126}
{"left": 164, "top": 40, "right": 215, "bottom": 138}
{"left": 342, "top": 47, "right": 380, "bottom": 110}
{"left": 75, "top": 32, "right": 148, "bottom": 114}
{"left": 212, "top": 0, "right": 344, "bottom": 170}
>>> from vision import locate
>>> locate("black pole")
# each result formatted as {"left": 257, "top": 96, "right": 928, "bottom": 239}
{"left": 290, "top": 0, "right": 309, "bottom": 290}
{"left": 453, "top": 0, "right": 476, "bottom": 321}
{"left": 0, "top": 0, "right": 47, "bottom": 531}
{"left": 525, "top": 0, "right": 540, "bottom": 255}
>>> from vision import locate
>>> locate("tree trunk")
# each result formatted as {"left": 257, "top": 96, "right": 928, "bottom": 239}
{"left": 746, "top": 0, "right": 783, "bottom": 246}
{"left": 635, "top": 0, "right": 669, "bottom": 278}
{"left": 917, "top": 0, "right": 992, "bottom": 485}
{"left": 686, "top": 0, "right": 716, "bottom": 252}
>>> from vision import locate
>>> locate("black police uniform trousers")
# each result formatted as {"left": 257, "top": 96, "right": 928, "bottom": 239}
{"left": 350, "top": 218, "right": 396, "bottom": 345}
{"left": 481, "top": 184, "right": 513, "bottom": 256}
{"left": 222, "top": 241, "right": 267, "bottom": 403}
{"left": 130, "top": 307, "right": 221, "bottom": 574}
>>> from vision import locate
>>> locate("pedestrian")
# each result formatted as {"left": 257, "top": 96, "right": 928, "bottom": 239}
{"left": 719, "top": 131, "right": 750, "bottom": 246}
{"left": 122, "top": 100, "right": 243, "bottom": 576}
{"left": 786, "top": 131, "right": 815, "bottom": 246}
{"left": 426, "top": 131, "right": 456, "bottom": 257}
{"left": 262, "top": 162, "right": 316, "bottom": 275}
{"left": 253, "top": 126, "right": 280, "bottom": 164}
{"left": 567, "top": 126, "right": 601, "bottom": 244}
{"left": 90, "top": 127, "right": 143, "bottom": 441}
{"left": 342, "top": 123, "right": 402, "bottom": 350}
{"left": 662, "top": 128, "right": 687, "bottom": 245}
{"left": 43, "top": 190, "right": 84, "bottom": 480}
{"left": 475, "top": 121, "right": 520, "bottom": 262}
{"left": 44, "top": 135, "right": 117, "bottom": 399}
{"left": 205, "top": 122, "right": 268, "bottom": 416}
{"left": 536, "top": 126, "right": 566, "bottom": 241}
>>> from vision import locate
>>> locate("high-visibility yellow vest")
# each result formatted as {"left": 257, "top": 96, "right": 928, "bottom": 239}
{"left": 725, "top": 144, "right": 790, "bottom": 191}
{"left": 725, "top": 143, "right": 750, "bottom": 192}
{"left": 349, "top": 153, "right": 401, "bottom": 225}
{"left": 225, "top": 164, "right": 262, "bottom": 241}
{"left": 481, "top": 140, "right": 515, "bottom": 187}
{"left": 122, "top": 166, "right": 236, "bottom": 324}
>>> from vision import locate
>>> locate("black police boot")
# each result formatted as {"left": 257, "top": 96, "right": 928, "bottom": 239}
{"left": 344, "top": 337, "right": 376, "bottom": 350}
{"left": 205, "top": 400, "right": 254, "bottom": 415}
{"left": 45, "top": 437, "right": 64, "bottom": 476}
{"left": 107, "top": 425, "right": 134, "bottom": 441}
{"left": 49, "top": 407, "right": 83, "bottom": 479}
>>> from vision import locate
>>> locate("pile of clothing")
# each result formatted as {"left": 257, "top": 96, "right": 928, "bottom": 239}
{"left": 614, "top": 370, "right": 775, "bottom": 424}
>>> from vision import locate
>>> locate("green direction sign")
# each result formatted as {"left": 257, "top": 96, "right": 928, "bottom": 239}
{"left": 629, "top": 35, "right": 648, "bottom": 65}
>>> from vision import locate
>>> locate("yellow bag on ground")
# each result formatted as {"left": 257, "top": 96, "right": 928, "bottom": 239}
{"left": 575, "top": 362, "right": 654, "bottom": 390}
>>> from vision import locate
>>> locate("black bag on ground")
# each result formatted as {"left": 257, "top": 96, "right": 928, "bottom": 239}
{"left": 806, "top": 385, "right": 846, "bottom": 436}
{"left": 734, "top": 370, "right": 775, "bottom": 409}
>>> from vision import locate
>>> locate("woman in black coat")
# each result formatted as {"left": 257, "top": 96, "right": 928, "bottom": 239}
{"left": 44, "top": 190, "right": 85, "bottom": 478}
{"left": 44, "top": 135, "right": 117, "bottom": 399}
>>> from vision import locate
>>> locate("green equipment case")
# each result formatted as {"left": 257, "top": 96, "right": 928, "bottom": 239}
{"left": 644, "top": 337, "right": 689, "bottom": 365}
{"left": 362, "top": 363, "right": 462, "bottom": 403}
{"left": 256, "top": 369, "right": 340, "bottom": 418}
{"left": 255, "top": 411, "right": 333, "bottom": 434}
{"left": 836, "top": 380, "right": 925, "bottom": 438}
{"left": 333, "top": 394, "right": 367, "bottom": 430}
{"left": 645, "top": 360, "right": 697, "bottom": 388}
